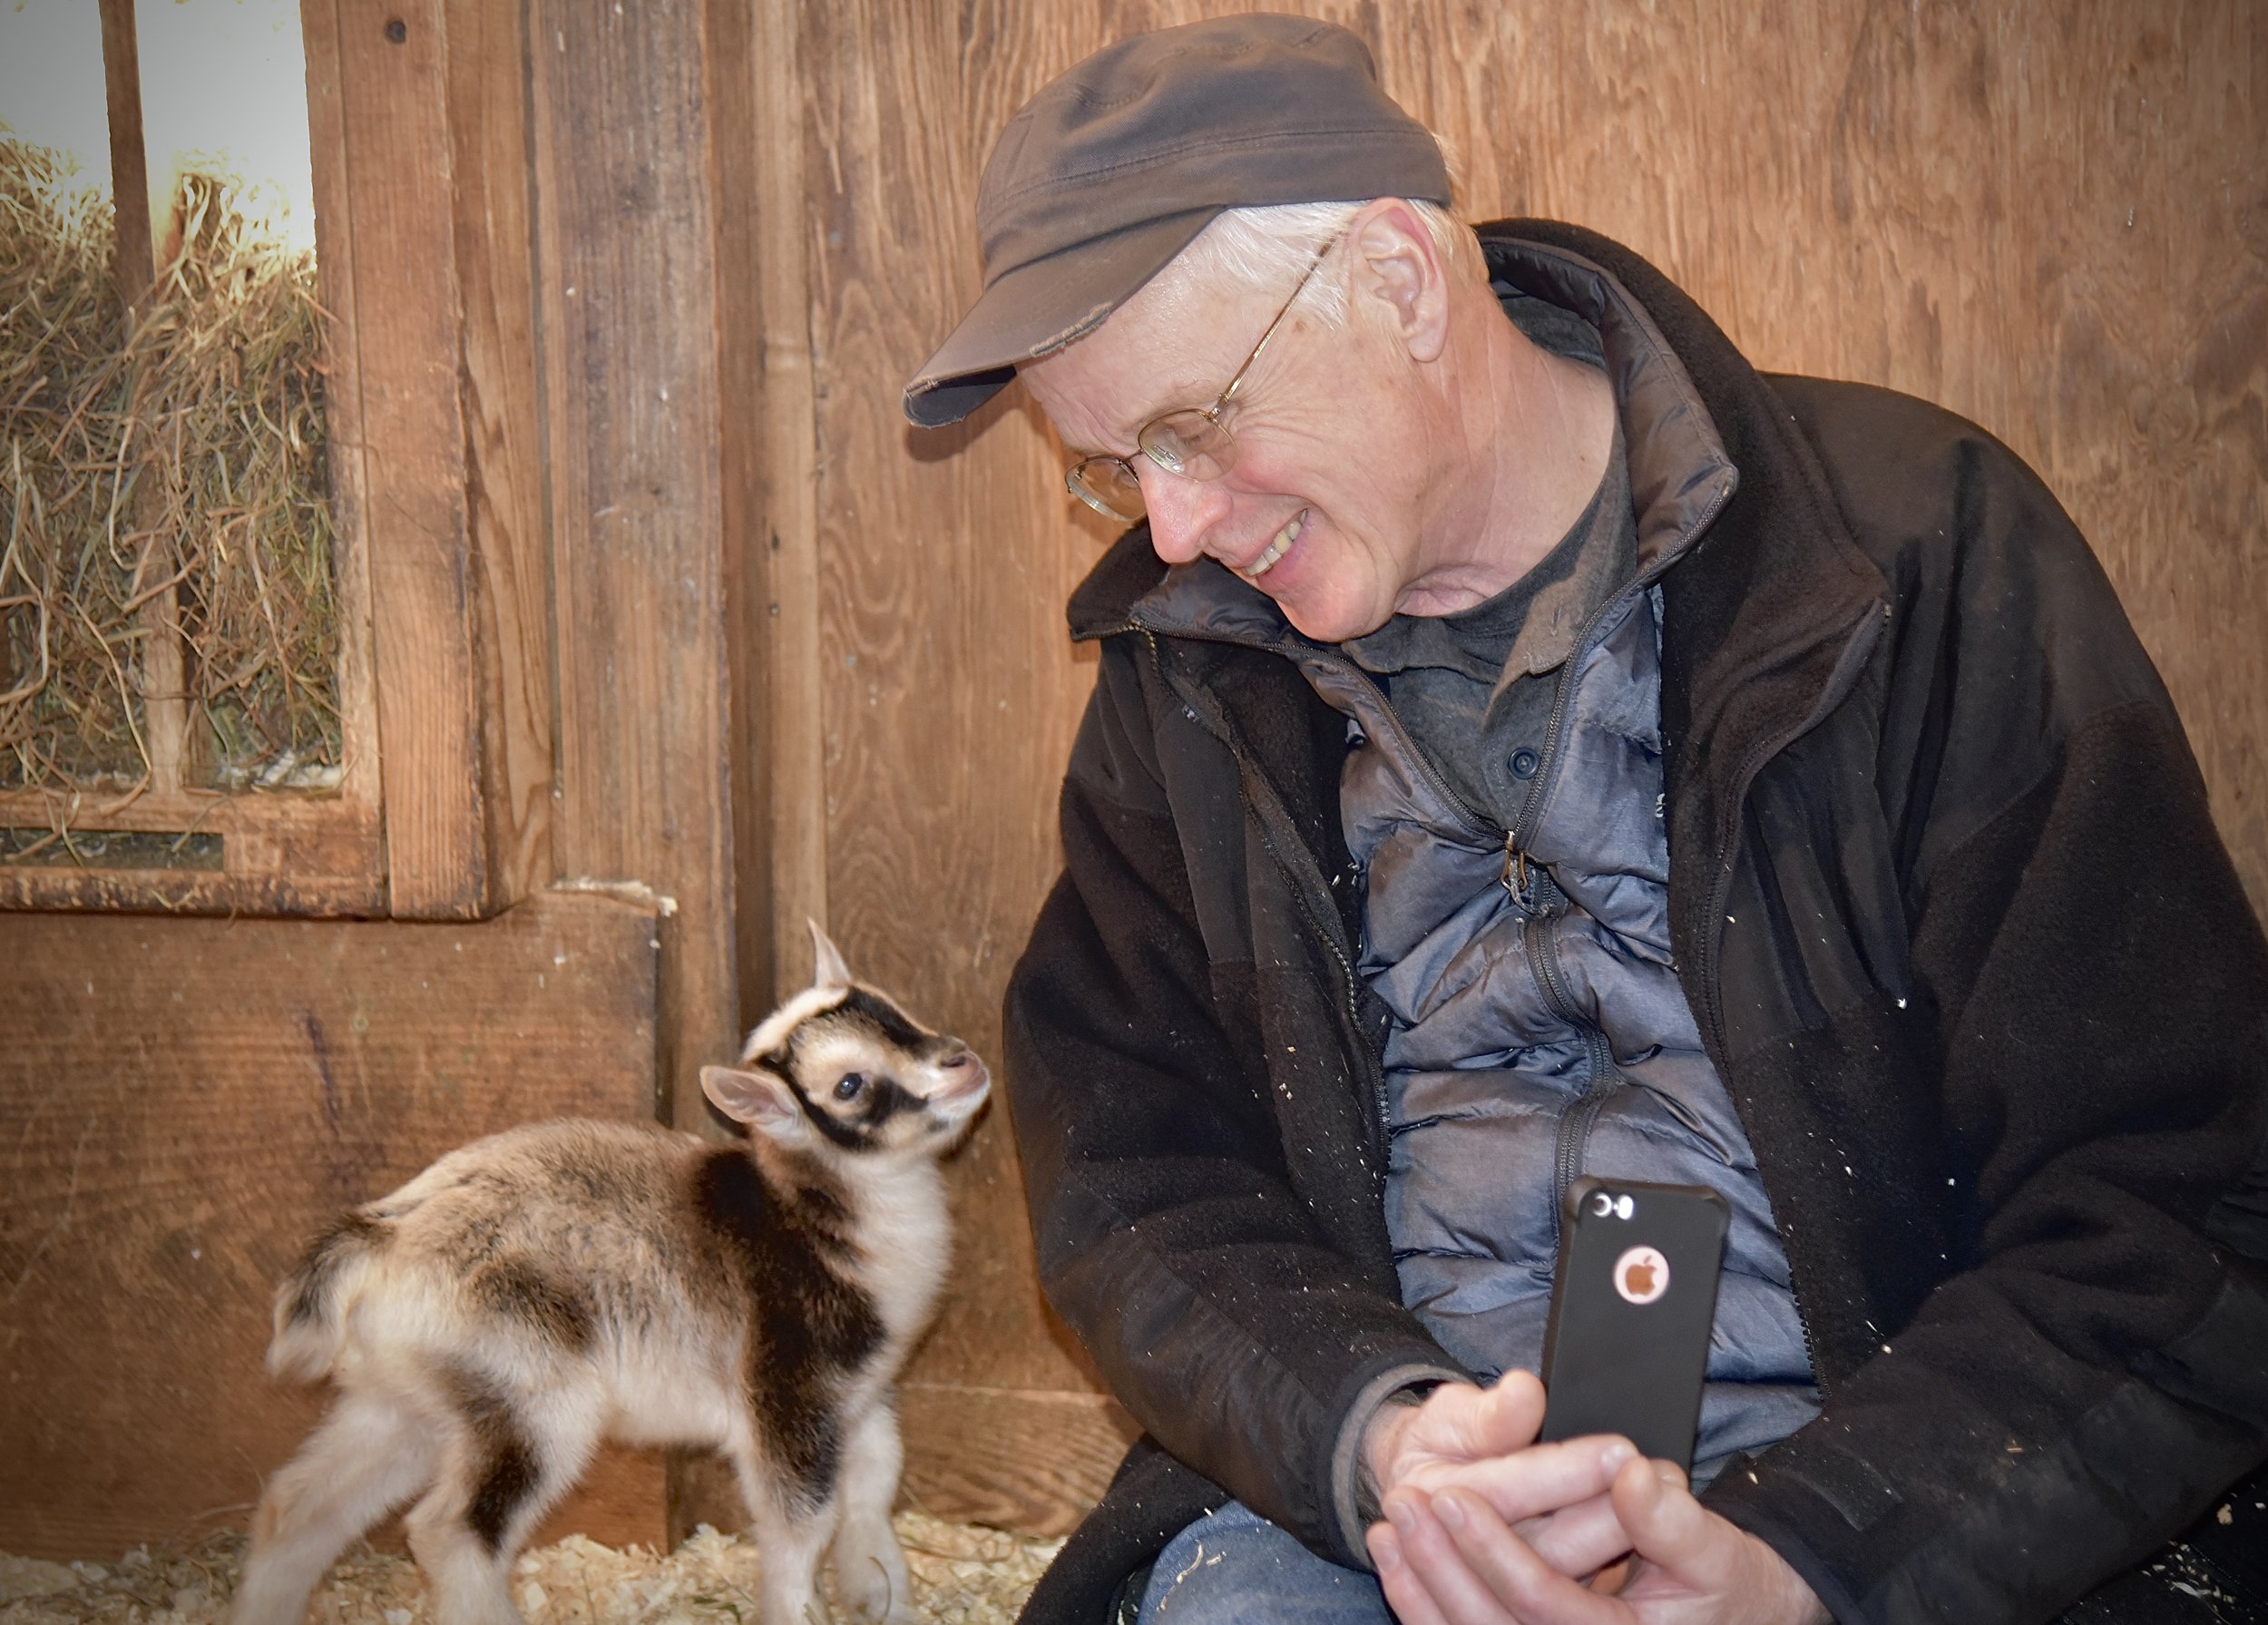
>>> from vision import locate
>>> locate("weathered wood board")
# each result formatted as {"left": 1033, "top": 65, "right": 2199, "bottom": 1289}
{"left": 0, "top": 892, "right": 665, "bottom": 1560}
{"left": 528, "top": 0, "right": 741, "bottom": 1133}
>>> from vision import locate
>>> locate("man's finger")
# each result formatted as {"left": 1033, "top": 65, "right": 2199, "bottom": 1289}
{"left": 1430, "top": 1488, "right": 1627, "bottom": 1625}
{"left": 1512, "top": 1490, "right": 1635, "bottom": 1580}
{"left": 1383, "top": 1488, "right": 1530, "bottom": 1624}
{"left": 1610, "top": 1457, "right": 1742, "bottom": 1593}
{"left": 1369, "top": 1522, "right": 1458, "bottom": 1625}
{"left": 1406, "top": 1434, "right": 1639, "bottom": 1524}
{"left": 1410, "top": 1369, "right": 1546, "bottom": 1466}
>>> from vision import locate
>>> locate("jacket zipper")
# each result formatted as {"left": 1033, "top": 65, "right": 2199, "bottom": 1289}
{"left": 1538, "top": 936, "right": 1622, "bottom": 1216}
{"left": 1134, "top": 628, "right": 1393, "bottom": 1153}
{"left": 1686, "top": 598, "right": 1882, "bottom": 1407}
{"left": 1295, "top": 631, "right": 1647, "bottom": 1231}
{"left": 1121, "top": 571, "right": 1686, "bottom": 1208}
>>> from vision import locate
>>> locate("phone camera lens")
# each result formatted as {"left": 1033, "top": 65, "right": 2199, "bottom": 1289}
{"left": 1589, "top": 1191, "right": 1614, "bottom": 1217}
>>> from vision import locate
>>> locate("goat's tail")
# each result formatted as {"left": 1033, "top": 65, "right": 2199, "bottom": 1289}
{"left": 267, "top": 1211, "right": 386, "bottom": 1382}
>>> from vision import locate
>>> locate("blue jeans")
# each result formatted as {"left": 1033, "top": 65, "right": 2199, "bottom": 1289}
{"left": 1136, "top": 1502, "right": 1394, "bottom": 1625}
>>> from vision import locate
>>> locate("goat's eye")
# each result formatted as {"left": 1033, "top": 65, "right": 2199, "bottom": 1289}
{"left": 833, "top": 1072, "right": 867, "bottom": 1102}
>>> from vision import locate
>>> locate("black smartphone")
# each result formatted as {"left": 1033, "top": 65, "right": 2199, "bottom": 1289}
{"left": 1536, "top": 1177, "right": 1729, "bottom": 1471}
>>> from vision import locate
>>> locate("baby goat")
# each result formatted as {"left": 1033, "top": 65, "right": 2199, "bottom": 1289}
{"left": 230, "top": 925, "right": 988, "bottom": 1625}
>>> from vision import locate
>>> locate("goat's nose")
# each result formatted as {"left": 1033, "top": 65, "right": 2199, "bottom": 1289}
{"left": 934, "top": 1047, "right": 989, "bottom": 1100}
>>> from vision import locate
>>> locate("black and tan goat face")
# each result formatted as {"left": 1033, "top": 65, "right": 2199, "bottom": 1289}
{"left": 700, "top": 928, "right": 989, "bottom": 1154}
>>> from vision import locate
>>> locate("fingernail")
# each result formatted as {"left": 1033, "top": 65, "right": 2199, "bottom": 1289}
{"left": 1656, "top": 1462, "right": 1683, "bottom": 1487}
{"left": 1387, "top": 1497, "right": 1418, "bottom": 1535}
{"left": 1601, "top": 1438, "right": 1637, "bottom": 1472}
{"left": 1435, "top": 1493, "right": 1467, "bottom": 1532}
{"left": 1374, "top": 1536, "right": 1403, "bottom": 1574}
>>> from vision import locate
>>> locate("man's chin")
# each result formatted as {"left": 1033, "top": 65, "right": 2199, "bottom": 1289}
{"left": 1277, "top": 595, "right": 1390, "bottom": 644}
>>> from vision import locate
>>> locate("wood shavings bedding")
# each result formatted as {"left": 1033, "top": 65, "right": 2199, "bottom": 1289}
{"left": 0, "top": 1512, "right": 1061, "bottom": 1625}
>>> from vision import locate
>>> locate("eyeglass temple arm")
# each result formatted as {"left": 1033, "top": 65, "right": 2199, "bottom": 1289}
{"left": 1210, "top": 230, "right": 1344, "bottom": 417}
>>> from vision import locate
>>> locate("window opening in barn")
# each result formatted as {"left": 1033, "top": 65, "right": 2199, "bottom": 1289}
{"left": 1, "top": 0, "right": 333, "bottom": 873}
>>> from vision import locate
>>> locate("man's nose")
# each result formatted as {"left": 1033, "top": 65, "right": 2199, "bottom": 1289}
{"left": 1138, "top": 462, "right": 1232, "bottom": 563}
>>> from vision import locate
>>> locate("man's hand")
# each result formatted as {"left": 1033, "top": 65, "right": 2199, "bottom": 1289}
{"left": 1367, "top": 1453, "right": 1832, "bottom": 1625}
{"left": 1365, "top": 1371, "right": 1553, "bottom": 1490}
{"left": 1364, "top": 1373, "right": 1642, "bottom": 1582}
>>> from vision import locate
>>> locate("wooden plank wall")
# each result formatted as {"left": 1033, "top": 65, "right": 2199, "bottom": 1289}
{"left": 739, "top": 0, "right": 2268, "bottom": 1531}
{"left": 312, "top": 0, "right": 489, "bottom": 917}
{"left": 0, "top": 895, "right": 666, "bottom": 1558}
{"left": 530, "top": 0, "right": 741, "bottom": 1131}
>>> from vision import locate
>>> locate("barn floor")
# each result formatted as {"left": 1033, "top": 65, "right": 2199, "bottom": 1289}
{"left": 0, "top": 1513, "right": 1061, "bottom": 1625}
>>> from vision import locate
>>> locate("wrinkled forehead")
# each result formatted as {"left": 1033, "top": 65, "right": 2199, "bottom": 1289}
{"left": 1022, "top": 254, "right": 1273, "bottom": 455}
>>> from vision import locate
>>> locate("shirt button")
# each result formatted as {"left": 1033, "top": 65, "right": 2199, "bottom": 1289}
{"left": 1510, "top": 748, "right": 1540, "bottom": 779}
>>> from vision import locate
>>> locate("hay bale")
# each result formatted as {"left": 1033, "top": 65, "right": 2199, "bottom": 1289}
{"left": 0, "top": 139, "right": 338, "bottom": 801}
{"left": 0, "top": 1512, "right": 1061, "bottom": 1625}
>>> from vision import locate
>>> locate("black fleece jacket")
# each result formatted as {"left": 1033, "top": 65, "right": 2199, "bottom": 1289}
{"left": 1002, "top": 222, "right": 2268, "bottom": 1625}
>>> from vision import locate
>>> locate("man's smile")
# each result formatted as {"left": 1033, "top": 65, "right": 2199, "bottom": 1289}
{"left": 1237, "top": 508, "right": 1308, "bottom": 582}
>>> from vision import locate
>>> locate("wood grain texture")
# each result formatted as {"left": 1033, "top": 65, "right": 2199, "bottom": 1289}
{"left": 743, "top": 0, "right": 830, "bottom": 1016}
{"left": 445, "top": 0, "right": 556, "bottom": 910}
{"left": 754, "top": 0, "right": 2267, "bottom": 1532}
{"left": 896, "top": 1386, "right": 1140, "bottom": 1539}
{"left": 702, "top": 0, "right": 787, "bottom": 1043}
{"left": 0, "top": 892, "right": 664, "bottom": 1559}
{"left": 322, "top": 0, "right": 486, "bottom": 918}
{"left": 530, "top": 0, "right": 739, "bottom": 1130}
{"left": 0, "top": 786, "right": 385, "bottom": 915}
{"left": 94, "top": 0, "right": 156, "bottom": 301}
{"left": 286, "top": 0, "right": 388, "bottom": 902}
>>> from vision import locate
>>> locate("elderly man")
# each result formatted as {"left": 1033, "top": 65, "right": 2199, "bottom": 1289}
{"left": 904, "top": 17, "right": 2268, "bottom": 1625}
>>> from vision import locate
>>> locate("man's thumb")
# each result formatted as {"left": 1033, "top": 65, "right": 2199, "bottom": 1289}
{"left": 1464, "top": 1370, "right": 1544, "bottom": 1453}
{"left": 1614, "top": 1458, "right": 1726, "bottom": 1584}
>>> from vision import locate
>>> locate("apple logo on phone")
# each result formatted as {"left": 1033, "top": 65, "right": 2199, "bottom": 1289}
{"left": 1614, "top": 1245, "right": 1671, "bottom": 1306}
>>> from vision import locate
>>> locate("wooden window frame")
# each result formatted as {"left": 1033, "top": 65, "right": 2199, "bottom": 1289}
{"left": 0, "top": 0, "right": 549, "bottom": 922}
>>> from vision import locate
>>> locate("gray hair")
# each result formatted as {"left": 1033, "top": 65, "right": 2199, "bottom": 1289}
{"left": 1170, "top": 194, "right": 1489, "bottom": 327}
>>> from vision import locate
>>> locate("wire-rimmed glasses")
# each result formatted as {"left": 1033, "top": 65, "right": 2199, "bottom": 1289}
{"left": 1064, "top": 231, "right": 1344, "bottom": 525}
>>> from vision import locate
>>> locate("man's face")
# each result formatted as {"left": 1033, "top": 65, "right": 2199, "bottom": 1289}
{"left": 1022, "top": 244, "right": 1447, "bottom": 643}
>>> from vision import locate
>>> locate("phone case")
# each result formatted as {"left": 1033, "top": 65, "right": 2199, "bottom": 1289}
{"left": 1536, "top": 1177, "right": 1730, "bottom": 1470}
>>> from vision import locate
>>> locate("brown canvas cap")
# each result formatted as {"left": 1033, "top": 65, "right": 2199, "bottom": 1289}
{"left": 903, "top": 14, "right": 1452, "bottom": 428}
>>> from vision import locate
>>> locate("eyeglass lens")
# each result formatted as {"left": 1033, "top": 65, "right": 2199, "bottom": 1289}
{"left": 1139, "top": 412, "right": 1237, "bottom": 481}
{"left": 1066, "top": 456, "right": 1145, "bottom": 523}
{"left": 1065, "top": 410, "right": 1239, "bottom": 523}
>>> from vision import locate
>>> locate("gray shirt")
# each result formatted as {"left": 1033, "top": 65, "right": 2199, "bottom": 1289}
{"left": 1340, "top": 293, "right": 1636, "bottom": 831}
{"left": 1340, "top": 416, "right": 1635, "bottom": 831}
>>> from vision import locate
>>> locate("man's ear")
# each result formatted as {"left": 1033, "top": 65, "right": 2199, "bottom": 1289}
{"left": 701, "top": 1064, "right": 804, "bottom": 1138}
{"left": 808, "top": 917, "right": 855, "bottom": 990}
{"left": 1350, "top": 199, "right": 1449, "bottom": 365}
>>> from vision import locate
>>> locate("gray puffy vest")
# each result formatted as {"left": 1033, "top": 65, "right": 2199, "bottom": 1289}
{"left": 1299, "top": 577, "right": 1821, "bottom": 1476}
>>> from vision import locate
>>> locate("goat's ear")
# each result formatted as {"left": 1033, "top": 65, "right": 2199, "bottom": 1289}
{"left": 701, "top": 1064, "right": 802, "bottom": 1136}
{"left": 807, "top": 918, "right": 854, "bottom": 990}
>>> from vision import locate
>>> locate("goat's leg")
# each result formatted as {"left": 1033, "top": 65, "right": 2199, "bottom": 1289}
{"left": 229, "top": 1389, "right": 437, "bottom": 1625}
{"left": 405, "top": 1383, "right": 601, "bottom": 1625}
{"left": 829, "top": 1400, "right": 914, "bottom": 1624}
{"left": 728, "top": 1438, "right": 840, "bottom": 1625}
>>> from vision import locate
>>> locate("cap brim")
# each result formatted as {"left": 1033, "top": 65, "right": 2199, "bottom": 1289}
{"left": 903, "top": 207, "right": 1219, "bottom": 428}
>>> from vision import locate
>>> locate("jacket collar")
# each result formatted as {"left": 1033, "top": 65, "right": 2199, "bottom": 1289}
{"left": 1474, "top": 224, "right": 1889, "bottom": 1002}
